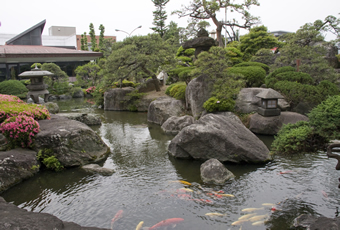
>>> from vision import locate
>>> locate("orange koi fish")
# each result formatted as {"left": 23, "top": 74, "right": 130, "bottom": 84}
{"left": 148, "top": 218, "right": 184, "bottom": 230}
{"left": 110, "top": 209, "right": 123, "bottom": 230}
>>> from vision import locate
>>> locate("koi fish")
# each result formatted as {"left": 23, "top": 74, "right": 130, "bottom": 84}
{"left": 176, "top": 194, "right": 191, "bottom": 199}
{"left": 136, "top": 221, "right": 144, "bottom": 230}
{"left": 262, "top": 203, "right": 275, "bottom": 206}
{"left": 321, "top": 190, "right": 328, "bottom": 198}
{"left": 249, "top": 214, "right": 269, "bottom": 222}
{"left": 179, "top": 188, "right": 193, "bottom": 193}
{"left": 278, "top": 170, "right": 293, "bottom": 175}
{"left": 111, "top": 209, "right": 123, "bottom": 230}
{"left": 231, "top": 219, "right": 247, "bottom": 226}
{"left": 238, "top": 213, "right": 257, "bottom": 221}
{"left": 241, "top": 207, "right": 264, "bottom": 212}
{"left": 252, "top": 220, "right": 266, "bottom": 226}
{"left": 170, "top": 180, "right": 192, "bottom": 186}
{"left": 149, "top": 218, "right": 184, "bottom": 230}
{"left": 221, "top": 194, "right": 235, "bottom": 197}
{"left": 205, "top": 212, "right": 226, "bottom": 217}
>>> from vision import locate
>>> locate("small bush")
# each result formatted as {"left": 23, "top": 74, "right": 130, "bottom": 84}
{"left": 37, "top": 149, "right": 64, "bottom": 171}
{"left": 0, "top": 80, "right": 28, "bottom": 98}
{"left": 113, "top": 79, "right": 136, "bottom": 88}
{"left": 234, "top": 62, "right": 270, "bottom": 74}
{"left": 271, "top": 121, "right": 327, "bottom": 155}
{"left": 0, "top": 115, "right": 40, "bottom": 148}
{"left": 203, "top": 97, "right": 235, "bottom": 113}
{"left": 308, "top": 95, "right": 340, "bottom": 140}
{"left": 169, "top": 84, "right": 187, "bottom": 100}
{"left": 266, "top": 66, "right": 296, "bottom": 80}
{"left": 227, "top": 66, "right": 266, "bottom": 87}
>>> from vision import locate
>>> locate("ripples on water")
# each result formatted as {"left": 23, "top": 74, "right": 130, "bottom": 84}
{"left": 1, "top": 99, "right": 340, "bottom": 230}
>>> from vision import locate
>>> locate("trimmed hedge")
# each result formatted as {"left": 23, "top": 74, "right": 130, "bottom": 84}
{"left": 203, "top": 97, "right": 235, "bottom": 113}
{"left": 266, "top": 71, "right": 314, "bottom": 88}
{"left": 234, "top": 62, "right": 270, "bottom": 74}
{"left": 227, "top": 66, "right": 266, "bottom": 87}
{"left": 166, "top": 82, "right": 186, "bottom": 100}
{"left": 0, "top": 80, "right": 28, "bottom": 98}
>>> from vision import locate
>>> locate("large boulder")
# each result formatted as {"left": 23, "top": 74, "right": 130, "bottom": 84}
{"left": 235, "top": 88, "right": 289, "bottom": 113}
{"left": 185, "top": 74, "right": 213, "bottom": 119}
{"left": 104, "top": 87, "right": 135, "bottom": 111}
{"left": 168, "top": 113, "right": 271, "bottom": 163}
{"left": 161, "top": 115, "right": 195, "bottom": 135}
{"left": 34, "top": 115, "right": 110, "bottom": 168}
{"left": 137, "top": 79, "right": 160, "bottom": 93}
{"left": 58, "top": 113, "right": 102, "bottom": 126}
{"left": 249, "top": 112, "right": 309, "bottom": 135}
{"left": 0, "top": 148, "right": 40, "bottom": 193}
{"left": 72, "top": 88, "right": 84, "bottom": 98}
{"left": 0, "top": 197, "right": 108, "bottom": 230}
{"left": 200, "top": 159, "right": 235, "bottom": 184}
{"left": 147, "top": 97, "right": 185, "bottom": 125}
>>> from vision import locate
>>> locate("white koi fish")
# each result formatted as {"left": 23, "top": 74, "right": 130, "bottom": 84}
{"left": 241, "top": 207, "right": 264, "bottom": 212}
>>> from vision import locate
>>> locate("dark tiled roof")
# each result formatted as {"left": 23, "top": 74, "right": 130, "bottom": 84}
{"left": 6, "top": 19, "right": 46, "bottom": 45}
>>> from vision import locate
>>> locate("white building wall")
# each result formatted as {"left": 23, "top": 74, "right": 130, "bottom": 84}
{"left": 42, "top": 35, "right": 77, "bottom": 48}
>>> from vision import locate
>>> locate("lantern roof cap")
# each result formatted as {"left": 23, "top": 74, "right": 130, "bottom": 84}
{"left": 256, "top": 88, "right": 284, "bottom": 99}
{"left": 18, "top": 64, "right": 54, "bottom": 78}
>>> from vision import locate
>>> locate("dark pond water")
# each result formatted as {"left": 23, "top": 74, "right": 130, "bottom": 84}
{"left": 1, "top": 98, "right": 340, "bottom": 230}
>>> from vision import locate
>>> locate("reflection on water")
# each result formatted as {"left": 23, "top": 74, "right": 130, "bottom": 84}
{"left": 1, "top": 99, "right": 340, "bottom": 230}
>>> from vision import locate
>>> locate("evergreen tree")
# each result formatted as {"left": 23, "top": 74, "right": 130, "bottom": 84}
{"left": 81, "top": 34, "right": 85, "bottom": 50}
{"left": 99, "top": 24, "right": 105, "bottom": 50}
{"left": 151, "top": 0, "right": 170, "bottom": 37}
{"left": 89, "top": 23, "right": 97, "bottom": 51}
{"left": 83, "top": 32, "right": 89, "bottom": 51}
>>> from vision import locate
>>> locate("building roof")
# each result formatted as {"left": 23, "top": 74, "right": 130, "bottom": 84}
{"left": 0, "top": 45, "right": 102, "bottom": 63}
{"left": 6, "top": 19, "right": 46, "bottom": 45}
{"left": 256, "top": 88, "right": 284, "bottom": 99}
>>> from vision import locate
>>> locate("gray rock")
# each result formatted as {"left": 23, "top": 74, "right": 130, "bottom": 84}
{"left": 235, "top": 88, "right": 289, "bottom": 114}
{"left": 0, "top": 197, "right": 108, "bottom": 230}
{"left": 27, "top": 96, "right": 45, "bottom": 104}
{"left": 147, "top": 97, "right": 185, "bottom": 125}
{"left": 44, "top": 102, "right": 60, "bottom": 114}
{"left": 72, "top": 88, "right": 84, "bottom": 98}
{"left": 294, "top": 214, "right": 340, "bottom": 230}
{"left": 58, "top": 113, "right": 102, "bottom": 126}
{"left": 0, "top": 148, "right": 40, "bottom": 193}
{"left": 34, "top": 115, "right": 110, "bottom": 168}
{"left": 104, "top": 87, "right": 135, "bottom": 111}
{"left": 168, "top": 113, "right": 271, "bottom": 163}
{"left": 59, "top": 94, "right": 73, "bottom": 100}
{"left": 161, "top": 115, "right": 195, "bottom": 135}
{"left": 82, "top": 164, "right": 115, "bottom": 176}
{"left": 200, "top": 159, "right": 235, "bottom": 184}
{"left": 136, "top": 98, "right": 153, "bottom": 112}
{"left": 0, "top": 133, "right": 7, "bottom": 151}
{"left": 137, "top": 78, "right": 160, "bottom": 93}
{"left": 249, "top": 112, "right": 309, "bottom": 135}
{"left": 186, "top": 74, "right": 213, "bottom": 119}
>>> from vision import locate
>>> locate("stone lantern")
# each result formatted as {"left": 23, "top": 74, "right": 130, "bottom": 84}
{"left": 18, "top": 65, "right": 54, "bottom": 104}
{"left": 256, "top": 89, "right": 284, "bottom": 117}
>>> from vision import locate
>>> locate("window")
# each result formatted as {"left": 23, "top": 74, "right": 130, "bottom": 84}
{"left": 267, "top": 100, "right": 277, "bottom": 108}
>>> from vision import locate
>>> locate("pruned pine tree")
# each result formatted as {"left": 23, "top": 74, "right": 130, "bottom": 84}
{"left": 151, "top": 0, "right": 170, "bottom": 38}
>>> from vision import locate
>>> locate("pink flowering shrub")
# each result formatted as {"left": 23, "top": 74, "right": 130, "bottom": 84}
{"left": 86, "top": 86, "right": 96, "bottom": 94}
{"left": 0, "top": 94, "right": 50, "bottom": 123}
{"left": 0, "top": 115, "right": 40, "bottom": 148}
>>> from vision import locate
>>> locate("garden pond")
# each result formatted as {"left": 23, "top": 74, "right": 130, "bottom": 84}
{"left": 1, "top": 98, "right": 340, "bottom": 230}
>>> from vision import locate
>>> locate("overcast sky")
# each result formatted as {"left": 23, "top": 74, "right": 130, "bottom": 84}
{"left": 0, "top": 0, "right": 339, "bottom": 41}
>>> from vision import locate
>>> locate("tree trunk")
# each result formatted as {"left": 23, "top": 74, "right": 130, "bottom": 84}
{"left": 141, "top": 65, "right": 161, "bottom": 91}
{"left": 211, "top": 15, "right": 224, "bottom": 47}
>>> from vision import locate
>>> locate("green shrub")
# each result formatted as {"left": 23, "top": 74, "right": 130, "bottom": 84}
{"left": 250, "top": 48, "right": 275, "bottom": 66}
{"left": 37, "top": 149, "right": 64, "bottom": 171}
{"left": 225, "top": 47, "right": 244, "bottom": 66}
{"left": 227, "top": 66, "right": 266, "bottom": 87}
{"left": 113, "top": 79, "right": 136, "bottom": 88}
{"left": 271, "top": 121, "right": 327, "bottom": 155}
{"left": 266, "top": 71, "right": 314, "bottom": 88}
{"left": 126, "top": 90, "right": 146, "bottom": 112}
{"left": 169, "top": 84, "right": 187, "bottom": 100}
{"left": 0, "top": 80, "right": 28, "bottom": 98}
{"left": 317, "top": 80, "right": 339, "bottom": 99}
{"left": 266, "top": 66, "right": 296, "bottom": 80}
{"left": 308, "top": 95, "right": 340, "bottom": 140}
{"left": 203, "top": 97, "right": 235, "bottom": 113}
{"left": 168, "top": 66, "right": 195, "bottom": 84}
{"left": 234, "top": 62, "right": 270, "bottom": 74}
{"left": 69, "top": 87, "right": 83, "bottom": 97}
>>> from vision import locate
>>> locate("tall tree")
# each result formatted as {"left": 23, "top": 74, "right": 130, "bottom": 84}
{"left": 151, "top": 0, "right": 170, "bottom": 37}
{"left": 89, "top": 23, "right": 97, "bottom": 51}
{"left": 99, "top": 24, "right": 105, "bottom": 50}
{"left": 83, "top": 32, "right": 89, "bottom": 51}
{"left": 174, "top": 0, "right": 260, "bottom": 47}
{"left": 105, "top": 34, "right": 175, "bottom": 91}
{"left": 81, "top": 34, "right": 85, "bottom": 50}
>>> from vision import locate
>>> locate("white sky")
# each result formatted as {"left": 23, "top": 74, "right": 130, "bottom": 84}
{"left": 0, "top": 0, "right": 339, "bottom": 41}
